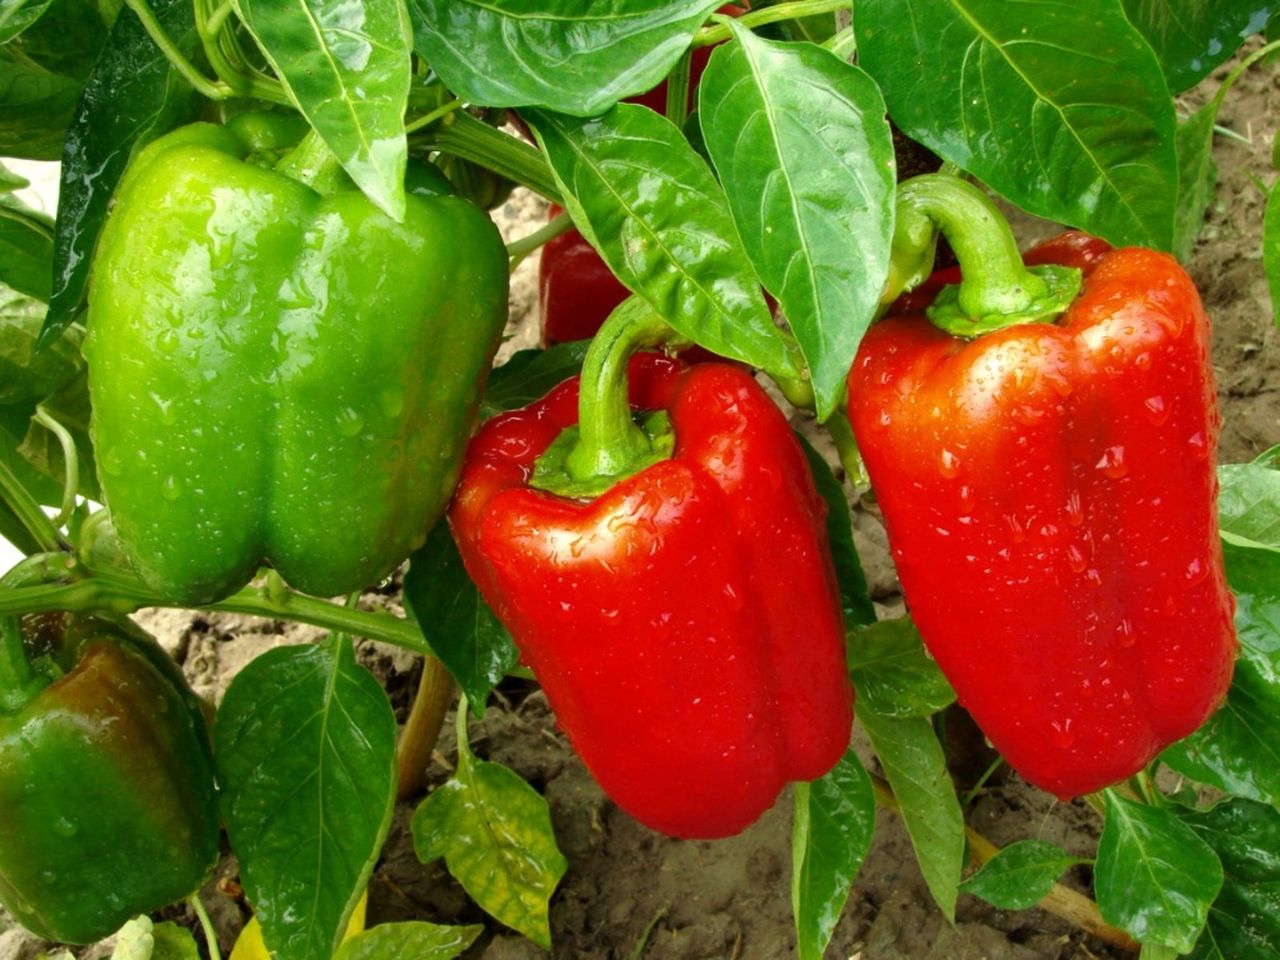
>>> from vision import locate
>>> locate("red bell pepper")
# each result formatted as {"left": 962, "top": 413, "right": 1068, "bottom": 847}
{"left": 848, "top": 176, "right": 1236, "bottom": 798}
{"left": 450, "top": 309, "right": 851, "bottom": 838}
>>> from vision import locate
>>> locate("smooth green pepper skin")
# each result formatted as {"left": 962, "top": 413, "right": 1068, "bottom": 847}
{"left": 86, "top": 122, "right": 509, "bottom": 604}
{"left": 0, "top": 615, "right": 219, "bottom": 944}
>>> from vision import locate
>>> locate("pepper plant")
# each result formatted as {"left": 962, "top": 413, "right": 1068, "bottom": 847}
{"left": 0, "top": 2, "right": 1278, "bottom": 960}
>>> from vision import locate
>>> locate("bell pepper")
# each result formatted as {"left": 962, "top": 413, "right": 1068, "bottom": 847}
{"left": 450, "top": 301, "right": 852, "bottom": 838}
{"left": 847, "top": 175, "right": 1236, "bottom": 798}
{"left": 0, "top": 611, "right": 219, "bottom": 943}
{"left": 86, "top": 119, "right": 509, "bottom": 605}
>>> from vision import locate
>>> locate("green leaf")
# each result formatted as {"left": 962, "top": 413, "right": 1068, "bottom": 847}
{"left": 959, "top": 840, "right": 1085, "bottom": 911}
{"left": 480, "top": 341, "right": 591, "bottom": 420}
{"left": 1178, "top": 798, "right": 1280, "bottom": 960}
{"left": 215, "top": 637, "right": 397, "bottom": 960}
{"left": 526, "top": 105, "right": 796, "bottom": 379}
{"left": 857, "top": 0, "right": 1178, "bottom": 250}
{"left": 1173, "top": 103, "right": 1219, "bottom": 261}
{"left": 110, "top": 918, "right": 198, "bottom": 960}
{"left": 847, "top": 617, "right": 955, "bottom": 719}
{"left": 699, "top": 26, "right": 894, "bottom": 419}
{"left": 1218, "top": 450, "right": 1280, "bottom": 552}
{"left": 403, "top": 522, "right": 518, "bottom": 715}
{"left": 1096, "top": 791, "right": 1223, "bottom": 953}
{"left": 407, "top": 0, "right": 722, "bottom": 116}
{"left": 0, "top": 192, "right": 53, "bottom": 301}
{"left": 859, "top": 711, "right": 964, "bottom": 921}
{"left": 42, "top": 0, "right": 199, "bottom": 343}
{"left": 0, "top": 163, "right": 28, "bottom": 193}
{"left": 412, "top": 721, "right": 566, "bottom": 949}
{"left": 333, "top": 922, "right": 483, "bottom": 960}
{"left": 237, "top": 0, "right": 412, "bottom": 220}
{"left": 791, "top": 750, "right": 875, "bottom": 960}
{"left": 0, "top": 0, "right": 55, "bottom": 42}
{"left": 797, "top": 434, "right": 875, "bottom": 628}
{"left": 0, "top": 54, "right": 82, "bottom": 160}
{"left": 1121, "top": 0, "right": 1271, "bottom": 93}
{"left": 18, "top": 365, "right": 99, "bottom": 501}
{"left": 1162, "top": 543, "right": 1280, "bottom": 805}
{"left": 1266, "top": 181, "right": 1280, "bottom": 327}
{"left": 0, "top": 286, "right": 79, "bottom": 406}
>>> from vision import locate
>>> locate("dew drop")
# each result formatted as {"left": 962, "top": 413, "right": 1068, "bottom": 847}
{"left": 1065, "top": 491, "right": 1084, "bottom": 527}
{"left": 1143, "top": 395, "right": 1169, "bottom": 425}
{"left": 939, "top": 448, "right": 960, "bottom": 479}
{"left": 52, "top": 817, "right": 77, "bottom": 837}
{"left": 100, "top": 446, "right": 124, "bottom": 477}
{"left": 379, "top": 388, "right": 404, "bottom": 419}
{"left": 161, "top": 476, "right": 182, "bottom": 501}
{"left": 1004, "top": 515, "right": 1026, "bottom": 543}
{"left": 1185, "top": 557, "right": 1207, "bottom": 585}
{"left": 335, "top": 407, "right": 364, "bottom": 437}
{"left": 1116, "top": 618, "right": 1136, "bottom": 648}
{"left": 1095, "top": 445, "right": 1128, "bottom": 479}
{"left": 1187, "top": 432, "right": 1208, "bottom": 459}
{"left": 1065, "top": 543, "right": 1087, "bottom": 574}
{"left": 1050, "top": 718, "right": 1075, "bottom": 750}
{"left": 156, "top": 328, "right": 180, "bottom": 354}
{"left": 957, "top": 485, "right": 975, "bottom": 516}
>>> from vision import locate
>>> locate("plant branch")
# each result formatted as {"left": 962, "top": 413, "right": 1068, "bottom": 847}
{"left": 123, "top": 0, "right": 234, "bottom": 101}
{"left": 395, "top": 655, "right": 454, "bottom": 800}
{"left": 0, "top": 460, "right": 64, "bottom": 554}
{"left": 693, "top": 0, "right": 851, "bottom": 47}
{"left": 414, "top": 111, "right": 562, "bottom": 202}
{"left": 33, "top": 407, "right": 77, "bottom": 528}
{"left": 506, "top": 209, "right": 573, "bottom": 269}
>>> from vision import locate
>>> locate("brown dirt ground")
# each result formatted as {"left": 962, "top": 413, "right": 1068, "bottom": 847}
{"left": 4, "top": 46, "right": 1278, "bottom": 960}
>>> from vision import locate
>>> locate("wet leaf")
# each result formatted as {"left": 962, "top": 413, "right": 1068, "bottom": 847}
{"left": 792, "top": 749, "right": 875, "bottom": 960}
{"left": 237, "top": 0, "right": 411, "bottom": 220}
{"left": 112, "top": 918, "right": 199, "bottom": 960}
{"left": 857, "top": 0, "right": 1178, "bottom": 250}
{"left": 797, "top": 435, "right": 875, "bottom": 627}
{"left": 0, "top": 193, "right": 52, "bottom": 302}
{"left": 699, "top": 25, "right": 895, "bottom": 419}
{"left": 216, "top": 637, "right": 397, "bottom": 960}
{"left": 1121, "top": 0, "right": 1271, "bottom": 93}
{"left": 480, "top": 341, "right": 590, "bottom": 420}
{"left": 526, "top": 105, "right": 795, "bottom": 379}
{"left": 403, "top": 523, "right": 518, "bottom": 715}
{"left": 959, "top": 840, "right": 1086, "bottom": 911}
{"left": 859, "top": 710, "right": 964, "bottom": 921}
{"left": 1096, "top": 790, "right": 1223, "bottom": 953}
{"left": 1179, "top": 797, "right": 1280, "bottom": 960}
{"left": 847, "top": 617, "right": 955, "bottom": 718}
{"left": 1173, "top": 104, "right": 1219, "bottom": 262}
{"left": 0, "top": 0, "right": 54, "bottom": 42}
{"left": 1219, "top": 449, "right": 1280, "bottom": 552}
{"left": 412, "top": 711, "right": 566, "bottom": 949}
{"left": 42, "top": 0, "right": 199, "bottom": 343}
{"left": 407, "top": 0, "right": 722, "bottom": 116}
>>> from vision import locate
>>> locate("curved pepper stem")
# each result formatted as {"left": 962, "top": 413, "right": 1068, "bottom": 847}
{"left": 894, "top": 174, "right": 1081, "bottom": 335}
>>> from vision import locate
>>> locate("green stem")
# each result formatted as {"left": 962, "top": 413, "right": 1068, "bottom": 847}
{"left": 275, "top": 130, "right": 347, "bottom": 195}
{"left": 123, "top": 0, "right": 234, "bottom": 101}
{"left": 454, "top": 692, "right": 473, "bottom": 765}
{"left": 0, "top": 554, "right": 74, "bottom": 711}
{"left": 405, "top": 97, "right": 464, "bottom": 135}
{"left": 204, "top": 0, "right": 234, "bottom": 37}
{"left": 823, "top": 26, "right": 855, "bottom": 58}
{"left": 664, "top": 48, "right": 693, "bottom": 128}
{"left": 189, "top": 895, "right": 222, "bottom": 960}
{"left": 33, "top": 407, "right": 77, "bottom": 529}
{"left": 194, "top": 0, "right": 287, "bottom": 103}
{"left": 564, "top": 298, "right": 678, "bottom": 484}
{"left": 505, "top": 209, "right": 574, "bottom": 269}
{"left": 0, "top": 459, "right": 63, "bottom": 554}
{"left": 693, "top": 0, "right": 851, "bottom": 46}
{"left": 894, "top": 174, "right": 1081, "bottom": 335}
{"left": 825, "top": 415, "right": 868, "bottom": 487}
{"left": 414, "top": 111, "right": 562, "bottom": 202}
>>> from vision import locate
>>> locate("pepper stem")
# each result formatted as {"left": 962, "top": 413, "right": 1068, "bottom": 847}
{"left": 894, "top": 174, "right": 1082, "bottom": 336}
{"left": 565, "top": 297, "right": 681, "bottom": 484}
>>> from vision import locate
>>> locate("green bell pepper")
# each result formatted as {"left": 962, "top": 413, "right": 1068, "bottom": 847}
{"left": 0, "top": 613, "right": 219, "bottom": 944}
{"left": 86, "top": 119, "right": 509, "bottom": 604}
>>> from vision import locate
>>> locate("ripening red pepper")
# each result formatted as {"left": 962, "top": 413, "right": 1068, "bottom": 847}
{"left": 848, "top": 176, "right": 1236, "bottom": 799}
{"left": 450, "top": 305, "right": 852, "bottom": 838}
{"left": 539, "top": 205, "right": 632, "bottom": 348}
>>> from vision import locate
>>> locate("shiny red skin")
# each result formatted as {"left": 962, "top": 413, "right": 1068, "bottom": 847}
{"left": 538, "top": 209, "right": 632, "bottom": 348}
{"left": 451, "top": 354, "right": 853, "bottom": 838}
{"left": 848, "top": 245, "right": 1236, "bottom": 799}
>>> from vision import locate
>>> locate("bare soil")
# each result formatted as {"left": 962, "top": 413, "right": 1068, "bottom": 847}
{"left": 3, "top": 48, "right": 1277, "bottom": 960}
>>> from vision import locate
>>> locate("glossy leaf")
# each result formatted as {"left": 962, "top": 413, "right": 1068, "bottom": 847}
{"left": 333, "top": 922, "right": 483, "bottom": 960}
{"left": 1162, "top": 543, "right": 1280, "bottom": 805}
{"left": 959, "top": 840, "right": 1085, "bottom": 911}
{"left": 230, "top": 894, "right": 367, "bottom": 960}
{"left": 791, "top": 749, "right": 875, "bottom": 960}
{"left": 216, "top": 637, "right": 397, "bottom": 960}
{"left": 526, "top": 105, "right": 796, "bottom": 379}
{"left": 237, "top": 0, "right": 411, "bottom": 220}
{"left": 847, "top": 617, "right": 955, "bottom": 718}
{"left": 859, "top": 710, "right": 964, "bottom": 921}
{"left": 699, "top": 25, "right": 894, "bottom": 419}
{"left": 1179, "top": 798, "right": 1280, "bottom": 960}
{"left": 0, "top": 192, "right": 53, "bottom": 301}
{"left": 1173, "top": 104, "right": 1219, "bottom": 261}
{"left": 1096, "top": 790, "right": 1223, "bottom": 953}
{"left": 1121, "top": 0, "right": 1271, "bottom": 92}
{"left": 403, "top": 522, "right": 518, "bottom": 715}
{"left": 407, "top": 0, "right": 722, "bottom": 116}
{"left": 0, "top": 54, "right": 82, "bottom": 160}
{"left": 1266, "top": 178, "right": 1280, "bottom": 330}
{"left": 798, "top": 435, "right": 875, "bottom": 627}
{"left": 1218, "top": 450, "right": 1280, "bottom": 552}
{"left": 857, "top": 0, "right": 1178, "bottom": 250}
{"left": 480, "top": 341, "right": 591, "bottom": 420}
{"left": 43, "top": 0, "right": 199, "bottom": 343}
{"left": 0, "top": 0, "right": 54, "bottom": 42}
{"left": 412, "top": 712, "right": 566, "bottom": 949}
